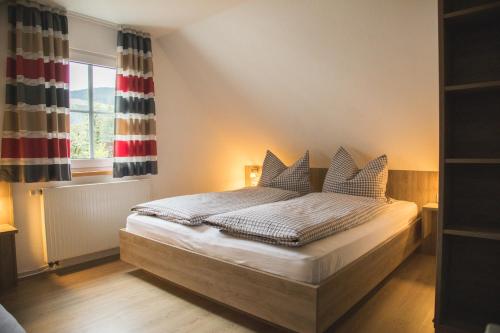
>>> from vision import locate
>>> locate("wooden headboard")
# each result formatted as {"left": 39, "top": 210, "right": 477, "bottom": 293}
{"left": 245, "top": 166, "right": 438, "bottom": 212}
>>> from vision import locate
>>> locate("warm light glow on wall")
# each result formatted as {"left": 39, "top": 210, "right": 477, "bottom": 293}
{"left": 245, "top": 165, "right": 261, "bottom": 187}
{"left": 0, "top": 182, "right": 14, "bottom": 225}
{"left": 249, "top": 167, "right": 260, "bottom": 186}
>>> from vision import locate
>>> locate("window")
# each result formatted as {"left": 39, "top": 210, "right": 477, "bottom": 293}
{"left": 69, "top": 61, "right": 115, "bottom": 167}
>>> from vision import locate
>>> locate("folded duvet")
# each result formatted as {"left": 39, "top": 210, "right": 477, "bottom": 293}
{"left": 205, "top": 192, "right": 391, "bottom": 246}
{"left": 132, "top": 187, "right": 299, "bottom": 225}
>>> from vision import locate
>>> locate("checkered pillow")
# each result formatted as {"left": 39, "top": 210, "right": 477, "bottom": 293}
{"left": 258, "top": 150, "right": 311, "bottom": 195}
{"left": 322, "top": 147, "right": 388, "bottom": 200}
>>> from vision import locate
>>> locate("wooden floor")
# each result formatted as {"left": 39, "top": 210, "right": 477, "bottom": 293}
{"left": 0, "top": 253, "right": 436, "bottom": 333}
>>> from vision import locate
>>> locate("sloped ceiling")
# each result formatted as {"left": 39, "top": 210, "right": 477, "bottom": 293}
{"left": 52, "top": 0, "right": 247, "bottom": 37}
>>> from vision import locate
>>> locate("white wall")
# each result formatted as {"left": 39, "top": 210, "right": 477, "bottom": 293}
{"left": 68, "top": 14, "right": 116, "bottom": 58}
{"left": 154, "top": 0, "right": 439, "bottom": 196}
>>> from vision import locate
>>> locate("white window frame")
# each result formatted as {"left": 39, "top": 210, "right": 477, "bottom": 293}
{"left": 71, "top": 158, "right": 112, "bottom": 170}
{"left": 69, "top": 49, "right": 116, "bottom": 170}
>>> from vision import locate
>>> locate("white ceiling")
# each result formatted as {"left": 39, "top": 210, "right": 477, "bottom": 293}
{"left": 53, "top": 0, "right": 247, "bottom": 37}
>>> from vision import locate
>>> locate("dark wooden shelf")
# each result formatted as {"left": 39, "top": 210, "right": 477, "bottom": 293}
{"left": 0, "top": 224, "right": 18, "bottom": 292}
{"left": 445, "top": 81, "right": 500, "bottom": 92}
{"left": 437, "top": 318, "right": 484, "bottom": 333}
{"left": 444, "top": 1, "right": 500, "bottom": 22}
{"left": 445, "top": 158, "right": 500, "bottom": 164}
{"left": 437, "top": 0, "right": 500, "bottom": 331}
{"left": 444, "top": 226, "right": 500, "bottom": 241}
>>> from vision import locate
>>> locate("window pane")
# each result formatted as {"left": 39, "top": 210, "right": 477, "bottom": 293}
{"left": 93, "top": 66, "right": 116, "bottom": 113}
{"left": 93, "top": 113, "right": 114, "bottom": 159}
{"left": 70, "top": 112, "right": 90, "bottom": 159}
{"left": 70, "top": 62, "right": 89, "bottom": 111}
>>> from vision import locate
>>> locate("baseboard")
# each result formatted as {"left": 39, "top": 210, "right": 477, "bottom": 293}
{"left": 18, "top": 247, "right": 119, "bottom": 279}
{"left": 55, "top": 247, "right": 119, "bottom": 269}
{"left": 17, "top": 266, "right": 50, "bottom": 279}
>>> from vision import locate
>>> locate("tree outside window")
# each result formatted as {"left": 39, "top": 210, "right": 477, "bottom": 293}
{"left": 69, "top": 61, "right": 115, "bottom": 160}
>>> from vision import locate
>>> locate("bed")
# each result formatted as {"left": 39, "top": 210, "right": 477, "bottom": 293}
{"left": 120, "top": 168, "right": 438, "bottom": 333}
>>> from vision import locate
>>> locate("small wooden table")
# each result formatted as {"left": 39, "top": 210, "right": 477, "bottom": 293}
{"left": 421, "top": 203, "right": 438, "bottom": 255}
{"left": 0, "top": 224, "right": 18, "bottom": 292}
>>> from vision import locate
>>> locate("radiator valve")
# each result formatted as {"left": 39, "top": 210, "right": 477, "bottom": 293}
{"left": 48, "top": 261, "right": 60, "bottom": 269}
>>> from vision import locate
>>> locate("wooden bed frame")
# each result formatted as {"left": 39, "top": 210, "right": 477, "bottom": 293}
{"left": 120, "top": 168, "right": 438, "bottom": 333}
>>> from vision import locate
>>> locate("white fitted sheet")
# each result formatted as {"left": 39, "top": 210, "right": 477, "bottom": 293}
{"left": 125, "top": 200, "right": 417, "bottom": 284}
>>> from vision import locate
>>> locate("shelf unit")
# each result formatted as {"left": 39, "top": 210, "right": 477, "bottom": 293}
{"left": 445, "top": 80, "right": 500, "bottom": 92}
{"left": 444, "top": 227, "right": 500, "bottom": 241}
{"left": 443, "top": 1, "right": 500, "bottom": 20}
{"left": 436, "top": 1, "right": 500, "bottom": 332}
{"left": 445, "top": 158, "right": 500, "bottom": 164}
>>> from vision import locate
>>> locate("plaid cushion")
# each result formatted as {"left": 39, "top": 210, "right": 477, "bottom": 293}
{"left": 322, "top": 147, "right": 388, "bottom": 200}
{"left": 258, "top": 150, "right": 311, "bottom": 195}
{"left": 206, "top": 192, "right": 390, "bottom": 247}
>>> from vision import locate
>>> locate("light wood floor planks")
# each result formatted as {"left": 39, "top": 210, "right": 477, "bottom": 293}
{"left": 0, "top": 254, "right": 436, "bottom": 333}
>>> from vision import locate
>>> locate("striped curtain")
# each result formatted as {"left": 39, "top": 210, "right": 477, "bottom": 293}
{"left": 1, "top": 1, "right": 71, "bottom": 182}
{"left": 113, "top": 28, "right": 157, "bottom": 178}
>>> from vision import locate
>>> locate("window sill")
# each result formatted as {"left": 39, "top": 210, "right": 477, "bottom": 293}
{"left": 72, "top": 168, "right": 112, "bottom": 177}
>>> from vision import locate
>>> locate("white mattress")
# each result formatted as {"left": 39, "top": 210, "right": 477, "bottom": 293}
{"left": 125, "top": 200, "right": 417, "bottom": 284}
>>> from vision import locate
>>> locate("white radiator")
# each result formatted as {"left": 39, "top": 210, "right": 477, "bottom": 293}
{"left": 41, "top": 179, "right": 151, "bottom": 264}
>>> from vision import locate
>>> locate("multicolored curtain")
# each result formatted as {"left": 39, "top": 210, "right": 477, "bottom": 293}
{"left": 1, "top": 0, "right": 71, "bottom": 182}
{"left": 113, "top": 28, "right": 157, "bottom": 178}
